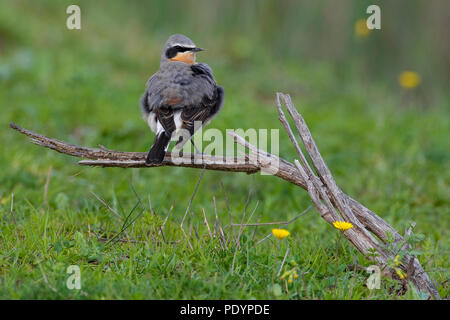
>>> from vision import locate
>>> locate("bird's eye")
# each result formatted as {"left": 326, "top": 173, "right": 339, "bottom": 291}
{"left": 165, "top": 45, "right": 193, "bottom": 59}
{"left": 165, "top": 47, "right": 179, "bottom": 59}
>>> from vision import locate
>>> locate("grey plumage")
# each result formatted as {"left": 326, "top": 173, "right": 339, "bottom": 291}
{"left": 140, "top": 34, "right": 224, "bottom": 164}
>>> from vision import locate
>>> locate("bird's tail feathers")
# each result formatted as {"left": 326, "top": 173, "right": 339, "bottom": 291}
{"left": 146, "top": 131, "right": 171, "bottom": 165}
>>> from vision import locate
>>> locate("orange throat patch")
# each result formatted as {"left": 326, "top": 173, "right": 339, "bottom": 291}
{"left": 169, "top": 52, "right": 195, "bottom": 65}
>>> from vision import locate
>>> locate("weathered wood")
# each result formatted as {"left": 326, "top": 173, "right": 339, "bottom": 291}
{"left": 276, "top": 94, "right": 389, "bottom": 257}
{"left": 9, "top": 123, "right": 261, "bottom": 173}
{"left": 9, "top": 93, "right": 440, "bottom": 299}
{"left": 276, "top": 93, "right": 440, "bottom": 299}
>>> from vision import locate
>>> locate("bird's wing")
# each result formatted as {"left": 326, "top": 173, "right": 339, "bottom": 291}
{"left": 177, "top": 64, "right": 224, "bottom": 134}
{"left": 166, "top": 63, "right": 217, "bottom": 108}
{"left": 175, "top": 85, "right": 224, "bottom": 149}
{"left": 144, "top": 69, "right": 187, "bottom": 109}
{"left": 139, "top": 74, "right": 158, "bottom": 117}
{"left": 142, "top": 63, "right": 223, "bottom": 137}
{"left": 180, "top": 86, "right": 224, "bottom": 135}
{"left": 155, "top": 106, "right": 176, "bottom": 135}
{"left": 140, "top": 73, "right": 177, "bottom": 135}
{"left": 190, "top": 63, "right": 216, "bottom": 94}
{"left": 144, "top": 63, "right": 218, "bottom": 110}
{"left": 180, "top": 105, "right": 213, "bottom": 135}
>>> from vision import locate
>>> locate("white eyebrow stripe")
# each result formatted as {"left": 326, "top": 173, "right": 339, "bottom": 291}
{"left": 170, "top": 43, "right": 196, "bottom": 49}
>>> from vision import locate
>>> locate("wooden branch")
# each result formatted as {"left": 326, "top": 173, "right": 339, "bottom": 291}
{"left": 276, "top": 93, "right": 440, "bottom": 299}
{"left": 276, "top": 95, "right": 389, "bottom": 259}
{"left": 9, "top": 93, "right": 440, "bottom": 299}
{"left": 9, "top": 122, "right": 260, "bottom": 173}
{"left": 9, "top": 122, "right": 304, "bottom": 187}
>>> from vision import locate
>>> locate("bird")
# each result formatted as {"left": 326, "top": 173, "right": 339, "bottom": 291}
{"left": 140, "top": 34, "right": 225, "bottom": 165}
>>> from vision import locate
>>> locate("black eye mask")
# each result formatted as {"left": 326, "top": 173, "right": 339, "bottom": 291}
{"left": 165, "top": 46, "right": 194, "bottom": 59}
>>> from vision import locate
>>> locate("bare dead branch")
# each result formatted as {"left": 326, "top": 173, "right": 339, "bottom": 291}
{"left": 201, "top": 208, "right": 213, "bottom": 241}
{"left": 278, "top": 247, "right": 290, "bottom": 277}
{"left": 276, "top": 92, "right": 440, "bottom": 299}
{"left": 89, "top": 191, "right": 122, "bottom": 221}
{"left": 213, "top": 196, "right": 227, "bottom": 250}
{"left": 9, "top": 91, "right": 440, "bottom": 299}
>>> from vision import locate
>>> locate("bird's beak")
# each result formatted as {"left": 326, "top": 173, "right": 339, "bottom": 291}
{"left": 191, "top": 47, "right": 204, "bottom": 52}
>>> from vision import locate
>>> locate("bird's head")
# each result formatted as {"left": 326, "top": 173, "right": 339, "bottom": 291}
{"left": 161, "top": 34, "right": 204, "bottom": 65}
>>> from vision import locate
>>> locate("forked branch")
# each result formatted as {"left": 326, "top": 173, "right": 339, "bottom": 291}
{"left": 9, "top": 93, "right": 440, "bottom": 299}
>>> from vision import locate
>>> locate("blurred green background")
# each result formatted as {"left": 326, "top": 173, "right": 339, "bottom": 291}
{"left": 0, "top": 0, "right": 448, "bottom": 299}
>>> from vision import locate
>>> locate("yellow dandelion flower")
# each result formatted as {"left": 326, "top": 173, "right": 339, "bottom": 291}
{"left": 288, "top": 278, "right": 293, "bottom": 284}
{"left": 398, "top": 71, "right": 421, "bottom": 89}
{"left": 355, "top": 19, "right": 371, "bottom": 37}
{"left": 333, "top": 221, "right": 353, "bottom": 232}
{"left": 272, "top": 228, "right": 290, "bottom": 240}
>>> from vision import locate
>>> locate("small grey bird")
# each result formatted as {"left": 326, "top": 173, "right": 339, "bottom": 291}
{"left": 140, "top": 34, "right": 225, "bottom": 165}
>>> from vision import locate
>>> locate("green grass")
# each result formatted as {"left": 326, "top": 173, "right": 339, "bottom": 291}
{"left": 0, "top": 1, "right": 448, "bottom": 299}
